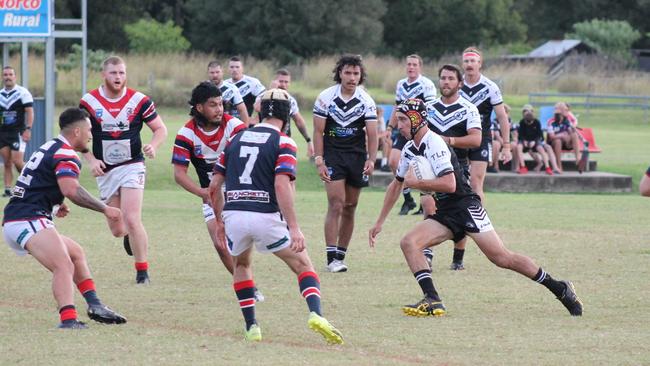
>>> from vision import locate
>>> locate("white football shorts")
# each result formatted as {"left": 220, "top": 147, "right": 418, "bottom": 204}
{"left": 222, "top": 210, "right": 291, "bottom": 256}
{"left": 3, "top": 218, "right": 55, "bottom": 256}
{"left": 97, "top": 162, "right": 146, "bottom": 202}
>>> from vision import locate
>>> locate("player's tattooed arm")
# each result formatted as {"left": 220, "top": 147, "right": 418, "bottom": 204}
{"left": 59, "top": 177, "right": 107, "bottom": 213}
{"left": 68, "top": 186, "right": 107, "bottom": 213}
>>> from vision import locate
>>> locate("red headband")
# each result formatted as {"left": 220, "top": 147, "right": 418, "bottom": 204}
{"left": 463, "top": 52, "right": 481, "bottom": 59}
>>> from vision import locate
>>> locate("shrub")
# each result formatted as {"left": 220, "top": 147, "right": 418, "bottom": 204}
{"left": 124, "top": 19, "right": 190, "bottom": 54}
{"left": 566, "top": 19, "right": 641, "bottom": 65}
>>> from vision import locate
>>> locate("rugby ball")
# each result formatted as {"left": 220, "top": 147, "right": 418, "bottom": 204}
{"left": 410, "top": 155, "right": 435, "bottom": 193}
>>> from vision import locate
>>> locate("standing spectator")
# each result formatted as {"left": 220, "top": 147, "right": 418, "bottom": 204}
{"left": 226, "top": 56, "right": 266, "bottom": 126}
{"left": 546, "top": 102, "right": 581, "bottom": 172}
{"left": 368, "top": 98, "right": 583, "bottom": 318}
{"left": 209, "top": 89, "right": 343, "bottom": 344}
{"left": 313, "top": 54, "right": 378, "bottom": 273}
{"left": 3, "top": 108, "right": 127, "bottom": 328}
{"left": 207, "top": 61, "right": 249, "bottom": 125}
{"left": 253, "top": 69, "right": 314, "bottom": 157}
{"left": 516, "top": 105, "right": 553, "bottom": 175}
{"left": 80, "top": 56, "right": 168, "bottom": 285}
{"left": 386, "top": 54, "right": 437, "bottom": 215}
{"left": 0, "top": 66, "right": 33, "bottom": 197}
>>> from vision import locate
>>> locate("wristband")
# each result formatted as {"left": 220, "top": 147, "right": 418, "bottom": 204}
{"left": 449, "top": 137, "right": 455, "bottom": 146}
{"left": 305, "top": 137, "right": 311, "bottom": 143}
{"left": 314, "top": 155, "right": 324, "bottom": 165}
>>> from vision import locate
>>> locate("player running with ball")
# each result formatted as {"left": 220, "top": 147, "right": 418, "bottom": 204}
{"left": 368, "top": 98, "right": 583, "bottom": 318}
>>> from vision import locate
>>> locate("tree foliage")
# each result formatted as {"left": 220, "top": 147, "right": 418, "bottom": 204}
{"left": 567, "top": 19, "right": 641, "bottom": 63}
{"left": 382, "top": 0, "right": 526, "bottom": 60}
{"left": 184, "top": 0, "right": 386, "bottom": 64}
{"left": 124, "top": 19, "right": 191, "bottom": 54}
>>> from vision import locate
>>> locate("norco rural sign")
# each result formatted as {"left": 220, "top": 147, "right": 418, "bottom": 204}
{"left": 0, "top": 0, "right": 51, "bottom": 37}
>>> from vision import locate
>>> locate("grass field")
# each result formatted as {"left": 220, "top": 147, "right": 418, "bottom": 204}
{"left": 1, "top": 107, "right": 649, "bottom": 365}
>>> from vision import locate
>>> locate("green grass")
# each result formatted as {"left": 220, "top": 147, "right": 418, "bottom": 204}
{"left": 2, "top": 191, "right": 649, "bottom": 365}
{"left": 2, "top": 106, "right": 649, "bottom": 365}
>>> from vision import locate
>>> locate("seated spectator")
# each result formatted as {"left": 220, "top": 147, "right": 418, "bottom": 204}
{"left": 488, "top": 104, "right": 513, "bottom": 173}
{"left": 641, "top": 166, "right": 650, "bottom": 197}
{"left": 557, "top": 101, "right": 578, "bottom": 127}
{"left": 546, "top": 102, "right": 582, "bottom": 172}
{"left": 516, "top": 105, "right": 553, "bottom": 175}
{"left": 376, "top": 105, "right": 391, "bottom": 171}
{"left": 509, "top": 113, "right": 519, "bottom": 172}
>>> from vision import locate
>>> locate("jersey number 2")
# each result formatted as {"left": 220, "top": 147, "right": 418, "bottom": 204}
{"left": 238, "top": 146, "right": 259, "bottom": 184}
{"left": 17, "top": 150, "right": 45, "bottom": 186}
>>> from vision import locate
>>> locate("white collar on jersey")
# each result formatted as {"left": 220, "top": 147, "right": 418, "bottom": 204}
{"left": 98, "top": 84, "right": 127, "bottom": 102}
{"left": 2, "top": 85, "right": 18, "bottom": 93}
{"left": 257, "top": 122, "right": 280, "bottom": 131}
{"left": 461, "top": 73, "right": 485, "bottom": 88}
{"left": 56, "top": 134, "right": 73, "bottom": 147}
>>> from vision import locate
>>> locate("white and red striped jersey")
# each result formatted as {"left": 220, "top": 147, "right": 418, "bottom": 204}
{"left": 80, "top": 87, "right": 158, "bottom": 169}
{"left": 172, "top": 114, "right": 246, "bottom": 188}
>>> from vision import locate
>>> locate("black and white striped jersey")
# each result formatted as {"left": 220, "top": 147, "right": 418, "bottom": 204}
{"left": 426, "top": 97, "right": 481, "bottom": 164}
{"left": 313, "top": 85, "right": 377, "bottom": 154}
{"left": 226, "top": 75, "right": 266, "bottom": 118}
{"left": 0, "top": 85, "right": 33, "bottom": 133}
{"left": 395, "top": 75, "right": 437, "bottom": 104}
{"left": 459, "top": 74, "right": 503, "bottom": 138}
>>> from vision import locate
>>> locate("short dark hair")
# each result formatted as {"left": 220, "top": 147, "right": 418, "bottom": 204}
{"left": 275, "top": 68, "right": 290, "bottom": 77}
{"left": 59, "top": 108, "right": 89, "bottom": 130}
{"left": 189, "top": 81, "right": 222, "bottom": 107}
{"left": 3, "top": 65, "right": 15, "bottom": 72}
{"left": 207, "top": 60, "right": 221, "bottom": 69}
{"left": 438, "top": 64, "right": 463, "bottom": 82}
{"left": 333, "top": 54, "right": 366, "bottom": 84}
{"left": 229, "top": 56, "right": 242, "bottom": 63}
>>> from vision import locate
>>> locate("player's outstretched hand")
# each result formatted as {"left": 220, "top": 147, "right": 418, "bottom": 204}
{"left": 104, "top": 206, "right": 122, "bottom": 222}
{"left": 55, "top": 203, "right": 70, "bottom": 218}
{"left": 368, "top": 223, "right": 382, "bottom": 248}
{"left": 88, "top": 159, "right": 106, "bottom": 177}
{"left": 289, "top": 227, "right": 305, "bottom": 252}
{"left": 306, "top": 142, "right": 315, "bottom": 158}
{"left": 143, "top": 144, "right": 156, "bottom": 159}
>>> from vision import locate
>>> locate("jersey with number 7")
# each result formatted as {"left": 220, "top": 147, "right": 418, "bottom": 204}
{"left": 213, "top": 123, "right": 297, "bottom": 213}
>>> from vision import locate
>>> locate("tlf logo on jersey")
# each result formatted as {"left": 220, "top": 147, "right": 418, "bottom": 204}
{"left": 95, "top": 109, "right": 103, "bottom": 118}
{"left": 194, "top": 145, "right": 202, "bottom": 156}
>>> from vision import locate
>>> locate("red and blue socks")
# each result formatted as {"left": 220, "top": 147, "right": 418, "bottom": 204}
{"left": 76, "top": 278, "right": 101, "bottom": 306}
{"left": 234, "top": 279, "right": 257, "bottom": 330}
{"left": 298, "top": 271, "right": 322, "bottom": 315}
{"left": 59, "top": 304, "right": 77, "bottom": 324}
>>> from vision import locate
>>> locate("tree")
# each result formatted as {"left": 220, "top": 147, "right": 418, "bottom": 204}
{"left": 124, "top": 19, "right": 190, "bottom": 54}
{"left": 567, "top": 19, "right": 641, "bottom": 64}
{"left": 184, "top": 0, "right": 386, "bottom": 63}
{"left": 382, "top": 0, "right": 526, "bottom": 60}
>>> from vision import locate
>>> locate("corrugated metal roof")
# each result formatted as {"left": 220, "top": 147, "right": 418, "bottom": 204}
{"left": 528, "top": 40, "right": 584, "bottom": 58}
